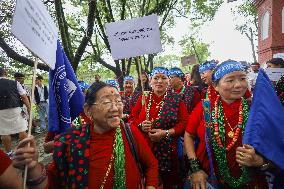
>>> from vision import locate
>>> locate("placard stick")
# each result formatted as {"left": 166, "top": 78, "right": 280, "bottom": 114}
{"left": 137, "top": 57, "right": 148, "bottom": 121}
{"left": 22, "top": 58, "right": 38, "bottom": 189}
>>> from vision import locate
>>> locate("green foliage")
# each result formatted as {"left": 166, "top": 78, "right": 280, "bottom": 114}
{"left": 190, "top": 0, "right": 224, "bottom": 27}
{"left": 179, "top": 35, "right": 210, "bottom": 64}
{"left": 231, "top": 1, "right": 258, "bottom": 61}
{"left": 0, "top": 0, "right": 225, "bottom": 79}
{"left": 76, "top": 58, "right": 116, "bottom": 83}
{"left": 232, "top": 1, "right": 257, "bottom": 35}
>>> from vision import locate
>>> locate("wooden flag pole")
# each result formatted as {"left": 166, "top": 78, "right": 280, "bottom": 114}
{"left": 22, "top": 57, "right": 38, "bottom": 189}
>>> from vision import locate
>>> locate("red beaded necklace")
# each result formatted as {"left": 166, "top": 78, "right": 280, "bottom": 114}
{"left": 213, "top": 95, "right": 243, "bottom": 151}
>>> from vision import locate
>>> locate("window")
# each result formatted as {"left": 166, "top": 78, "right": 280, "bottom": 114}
{"left": 261, "top": 11, "right": 269, "bottom": 40}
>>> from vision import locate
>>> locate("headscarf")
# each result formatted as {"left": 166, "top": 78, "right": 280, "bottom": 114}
{"left": 151, "top": 67, "right": 168, "bottom": 77}
{"left": 168, "top": 67, "right": 185, "bottom": 78}
{"left": 124, "top": 76, "right": 135, "bottom": 83}
{"left": 212, "top": 60, "right": 244, "bottom": 82}
{"left": 199, "top": 60, "right": 217, "bottom": 74}
{"left": 105, "top": 79, "right": 119, "bottom": 89}
{"left": 78, "top": 81, "right": 90, "bottom": 92}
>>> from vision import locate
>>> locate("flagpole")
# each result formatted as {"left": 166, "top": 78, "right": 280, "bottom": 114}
{"left": 22, "top": 57, "right": 38, "bottom": 189}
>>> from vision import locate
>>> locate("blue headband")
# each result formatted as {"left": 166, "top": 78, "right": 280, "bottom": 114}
{"left": 151, "top": 67, "right": 169, "bottom": 76}
{"left": 199, "top": 60, "right": 217, "bottom": 74}
{"left": 212, "top": 60, "right": 245, "bottom": 82}
{"left": 78, "top": 81, "right": 89, "bottom": 92}
{"left": 105, "top": 80, "right": 119, "bottom": 88}
{"left": 168, "top": 67, "right": 184, "bottom": 78}
{"left": 124, "top": 76, "right": 135, "bottom": 83}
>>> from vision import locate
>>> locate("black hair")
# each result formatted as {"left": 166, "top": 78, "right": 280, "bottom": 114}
{"left": 14, "top": 72, "right": 25, "bottom": 78}
{"left": 85, "top": 81, "right": 115, "bottom": 105}
{"left": 190, "top": 65, "right": 206, "bottom": 88}
{"left": 267, "top": 58, "right": 284, "bottom": 68}
{"left": 251, "top": 62, "right": 260, "bottom": 66}
{"left": 136, "top": 70, "right": 151, "bottom": 91}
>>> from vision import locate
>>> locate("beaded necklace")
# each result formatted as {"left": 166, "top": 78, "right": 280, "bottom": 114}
{"left": 205, "top": 85, "right": 212, "bottom": 99}
{"left": 146, "top": 91, "right": 167, "bottom": 123}
{"left": 100, "top": 125, "right": 126, "bottom": 189}
{"left": 211, "top": 96, "right": 249, "bottom": 187}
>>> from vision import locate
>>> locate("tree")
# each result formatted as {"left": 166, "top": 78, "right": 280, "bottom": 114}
{"left": 0, "top": 0, "right": 223, "bottom": 89}
{"left": 179, "top": 36, "right": 210, "bottom": 64}
{"left": 232, "top": 1, "right": 258, "bottom": 62}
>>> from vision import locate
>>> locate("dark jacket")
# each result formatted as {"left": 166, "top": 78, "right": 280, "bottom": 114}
{"left": 34, "top": 85, "right": 48, "bottom": 104}
{"left": 0, "top": 78, "right": 22, "bottom": 110}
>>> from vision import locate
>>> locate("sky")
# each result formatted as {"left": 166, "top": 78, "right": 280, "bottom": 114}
{"left": 164, "top": 0, "right": 256, "bottom": 63}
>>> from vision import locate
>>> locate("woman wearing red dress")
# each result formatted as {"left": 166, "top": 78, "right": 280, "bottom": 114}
{"left": 120, "top": 76, "right": 141, "bottom": 120}
{"left": 184, "top": 60, "right": 268, "bottom": 189}
{"left": 199, "top": 60, "right": 251, "bottom": 102}
{"left": 13, "top": 81, "right": 158, "bottom": 189}
{"left": 130, "top": 67, "right": 189, "bottom": 189}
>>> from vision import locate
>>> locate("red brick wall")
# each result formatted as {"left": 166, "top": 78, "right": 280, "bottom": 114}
{"left": 272, "top": 1, "right": 284, "bottom": 47}
{"left": 256, "top": 0, "right": 284, "bottom": 65}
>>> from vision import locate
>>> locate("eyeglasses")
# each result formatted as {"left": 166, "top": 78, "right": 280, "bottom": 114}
{"left": 92, "top": 100, "right": 124, "bottom": 109}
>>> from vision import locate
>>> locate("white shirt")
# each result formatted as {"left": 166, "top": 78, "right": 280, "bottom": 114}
{"left": 36, "top": 85, "right": 46, "bottom": 102}
{"left": 248, "top": 71, "right": 259, "bottom": 90}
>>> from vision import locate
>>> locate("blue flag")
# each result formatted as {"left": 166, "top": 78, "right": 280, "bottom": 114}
{"left": 243, "top": 69, "right": 284, "bottom": 170}
{"left": 48, "top": 40, "right": 84, "bottom": 134}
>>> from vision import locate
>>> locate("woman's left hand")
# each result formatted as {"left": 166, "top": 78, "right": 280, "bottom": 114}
{"left": 148, "top": 129, "right": 166, "bottom": 142}
{"left": 236, "top": 144, "right": 264, "bottom": 167}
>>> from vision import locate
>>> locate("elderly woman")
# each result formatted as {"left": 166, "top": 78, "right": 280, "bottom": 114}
{"left": 12, "top": 81, "right": 158, "bottom": 189}
{"left": 184, "top": 60, "right": 268, "bottom": 189}
{"left": 130, "top": 67, "right": 189, "bottom": 189}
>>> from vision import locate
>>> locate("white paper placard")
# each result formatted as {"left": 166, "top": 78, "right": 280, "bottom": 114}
{"left": 105, "top": 14, "right": 162, "bottom": 60}
{"left": 273, "top": 53, "right": 284, "bottom": 60}
{"left": 265, "top": 68, "right": 284, "bottom": 81}
{"left": 11, "top": 0, "right": 58, "bottom": 69}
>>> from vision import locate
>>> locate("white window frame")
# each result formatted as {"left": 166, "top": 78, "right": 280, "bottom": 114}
{"left": 261, "top": 11, "right": 270, "bottom": 40}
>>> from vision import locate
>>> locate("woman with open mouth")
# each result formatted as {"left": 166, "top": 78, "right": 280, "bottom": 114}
{"left": 12, "top": 81, "right": 159, "bottom": 189}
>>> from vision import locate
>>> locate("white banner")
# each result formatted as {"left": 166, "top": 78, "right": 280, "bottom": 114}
{"left": 105, "top": 14, "right": 162, "bottom": 60}
{"left": 265, "top": 68, "right": 284, "bottom": 81}
{"left": 11, "top": 0, "right": 58, "bottom": 70}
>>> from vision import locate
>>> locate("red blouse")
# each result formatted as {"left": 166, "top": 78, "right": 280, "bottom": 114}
{"left": 47, "top": 125, "right": 158, "bottom": 188}
{"left": 186, "top": 99, "right": 243, "bottom": 177}
{"left": 130, "top": 92, "right": 188, "bottom": 137}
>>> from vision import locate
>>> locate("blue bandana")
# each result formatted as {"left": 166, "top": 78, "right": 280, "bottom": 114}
{"left": 151, "top": 67, "right": 169, "bottom": 77}
{"left": 199, "top": 60, "right": 217, "bottom": 74}
{"left": 78, "top": 81, "right": 89, "bottom": 92}
{"left": 168, "top": 67, "right": 184, "bottom": 78}
{"left": 105, "top": 80, "right": 119, "bottom": 89}
{"left": 124, "top": 76, "right": 135, "bottom": 83}
{"left": 212, "top": 60, "right": 244, "bottom": 82}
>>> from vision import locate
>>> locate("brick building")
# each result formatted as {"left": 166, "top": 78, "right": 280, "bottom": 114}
{"left": 254, "top": 0, "right": 284, "bottom": 64}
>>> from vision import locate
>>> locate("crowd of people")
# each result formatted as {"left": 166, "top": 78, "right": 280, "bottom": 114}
{"left": 0, "top": 58, "right": 284, "bottom": 189}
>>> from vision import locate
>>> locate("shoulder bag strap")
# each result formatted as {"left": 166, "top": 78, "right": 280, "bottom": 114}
{"left": 122, "top": 122, "right": 144, "bottom": 179}
{"left": 202, "top": 99, "right": 216, "bottom": 177}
